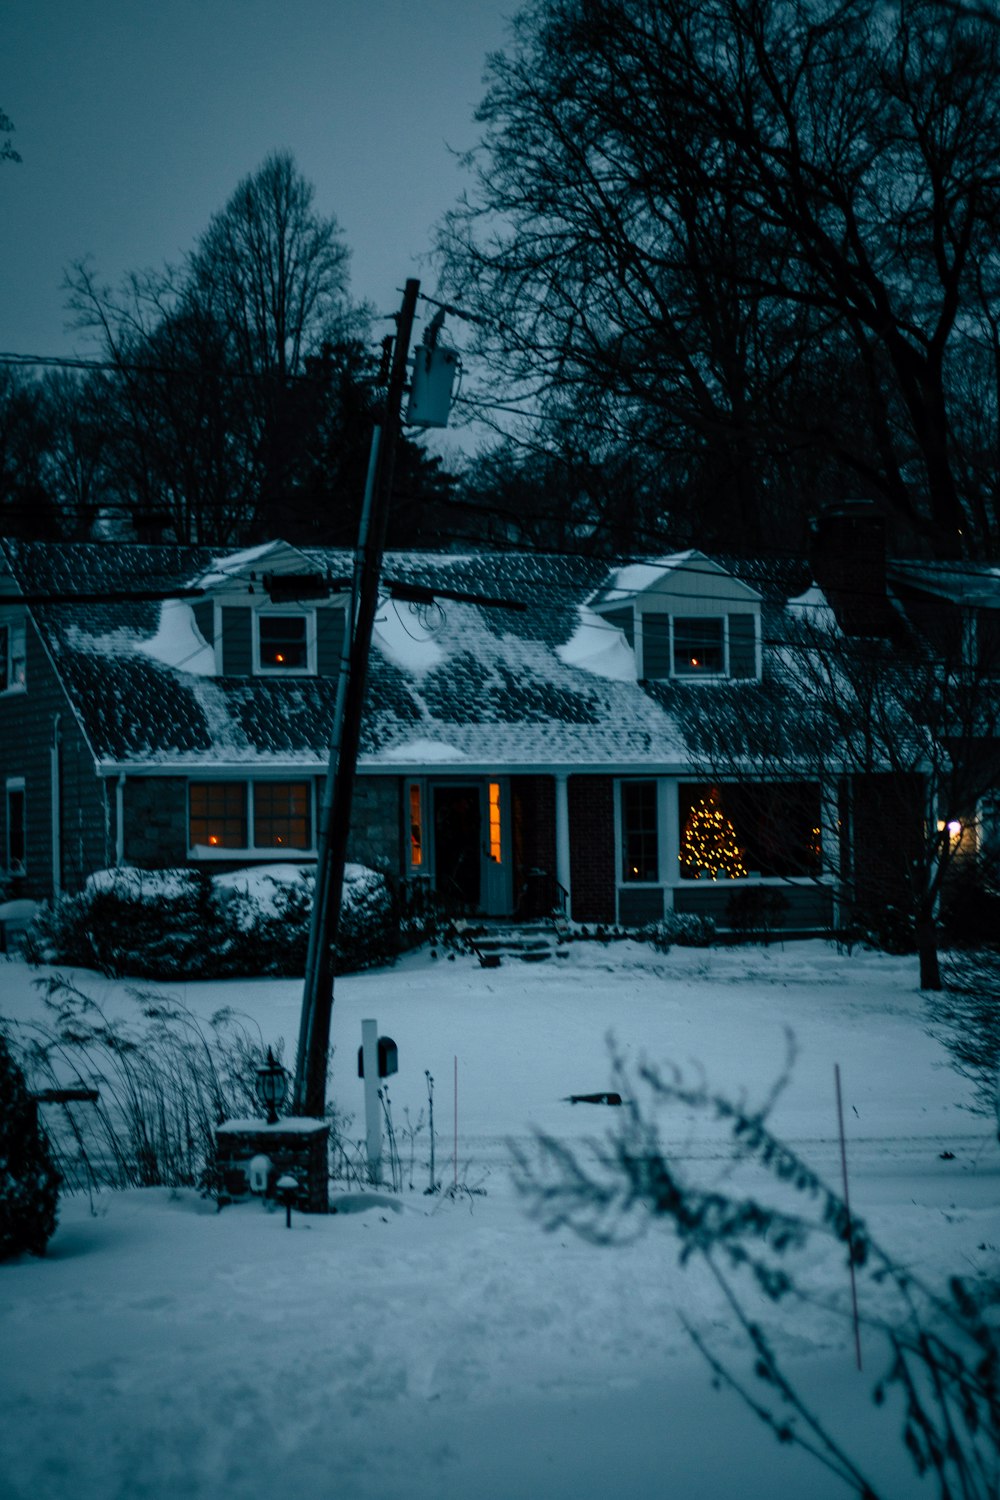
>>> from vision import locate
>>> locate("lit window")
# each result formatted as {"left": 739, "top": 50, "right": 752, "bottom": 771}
{"left": 190, "top": 783, "right": 247, "bottom": 849}
{"left": 488, "top": 782, "right": 502, "bottom": 862}
{"left": 673, "top": 618, "right": 724, "bottom": 675}
{"left": 258, "top": 614, "right": 308, "bottom": 671}
{"left": 6, "top": 779, "right": 25, "bottom": 874}
{"left": 0, "top": 622, "right": 26, "bottom": 693}
{"left": 678, "top": 783, "right": 821, "bottom": 879}
{"left": 253, "top": 782, "right": 311, "bottom": 849}
{"left": 409, "top": 784, "right": 423, "bottom": 866}
{"left": 621, "top": 781, "right": 658, "bottom": 882}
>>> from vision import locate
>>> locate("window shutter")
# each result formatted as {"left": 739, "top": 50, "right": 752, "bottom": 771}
{"left": 221, "top": 607, "right": 253, "bottom": 675}
{"left": 316, "top": 606, "right": 346, "bottom": 677}
{"left": 642, "top": 613, "right": 671, "bottom": 678}
{"left": 728, "top": 614, "right": 757, "bottom": 678}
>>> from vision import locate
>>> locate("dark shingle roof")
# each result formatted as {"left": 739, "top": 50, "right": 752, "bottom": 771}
{"left": 0, "top": 538, "right": 837, "bottom": 773}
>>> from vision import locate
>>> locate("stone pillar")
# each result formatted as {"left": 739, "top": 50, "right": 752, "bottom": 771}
{"left": 214, "top": 1118, "right": 330, "bottom": 1212}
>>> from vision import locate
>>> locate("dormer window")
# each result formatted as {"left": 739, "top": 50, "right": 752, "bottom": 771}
{"left": 257, "top": 613, "right": 310, "bottom": 673}
{"left": 673, "top": 618, "right": 725, "bottom": 676}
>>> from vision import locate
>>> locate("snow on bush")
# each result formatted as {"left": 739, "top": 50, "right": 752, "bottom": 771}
{"left": 25, "top": 862, "right": 396, "bottom": 980}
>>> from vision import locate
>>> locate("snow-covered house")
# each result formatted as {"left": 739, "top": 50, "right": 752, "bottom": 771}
{"left": 1, "top": 524, "right": 995, "bottom": 931}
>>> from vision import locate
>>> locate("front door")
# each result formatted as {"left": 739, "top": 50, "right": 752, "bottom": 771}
{"left": 433, "top": 785, "right": 482, "bottom": 909}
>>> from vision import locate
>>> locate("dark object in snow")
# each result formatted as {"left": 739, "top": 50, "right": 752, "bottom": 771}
{"left": 0, "top": 1032, "right": 61, "bottom": 1260}
{"left": 940, "top": 1150, "right": 956, "bottom": 1160}
{"left": 479, "top": 954, "right": 501, "bottom": 968}
{"left": 564, "top": 1092, "right": 624, "bottom": 1106}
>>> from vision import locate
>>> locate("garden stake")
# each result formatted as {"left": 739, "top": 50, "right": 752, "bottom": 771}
{"left": 835, "top": 1063, "right": 862, "bottom": 1371}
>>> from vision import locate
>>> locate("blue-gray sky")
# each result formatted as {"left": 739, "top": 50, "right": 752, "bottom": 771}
{"left": 2, "top": 1, "right": 512, "bottom": 358}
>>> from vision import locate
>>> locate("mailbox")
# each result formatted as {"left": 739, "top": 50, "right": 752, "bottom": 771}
{"left": 357, "top": 1036, "right": 398, "bottom": 1079}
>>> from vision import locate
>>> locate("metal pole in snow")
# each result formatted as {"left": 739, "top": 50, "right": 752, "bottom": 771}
{"left": 835, "top": 1063, "right": 862, "bottom": 1371}
{"left": 454, "top": 1055, "right": 458, "bottom": 1190}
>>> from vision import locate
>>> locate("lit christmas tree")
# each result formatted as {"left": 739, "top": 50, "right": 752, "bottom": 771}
{"left": 680, "top": 788, "right": 748, "bottom": 879}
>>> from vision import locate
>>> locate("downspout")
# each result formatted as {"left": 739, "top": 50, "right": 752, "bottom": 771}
{"left": 50, "top": 715, "right": 62, "bottom": 900}
{"left": 116, "top": 774, "right": 126, "bottom": 868}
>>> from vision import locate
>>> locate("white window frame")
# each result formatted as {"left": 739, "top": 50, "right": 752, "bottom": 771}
{"left": 616, "top": 778, "right": 666, "bottom": 886}
{"left": 6, "top": 775, "right": 26, "bottom": 874}
{"left": 187, "top": 778, "right": 318, "bottom": 858}
{"left": 253, "top": 609, "right": 317, "bottom": 677}
{"left": 670, "top": 615, "right": 728, "bottom": 679}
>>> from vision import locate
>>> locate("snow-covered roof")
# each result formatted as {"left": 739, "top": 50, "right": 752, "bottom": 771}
{"left": 0, "top": 538, "right": 835, "bottom": 775}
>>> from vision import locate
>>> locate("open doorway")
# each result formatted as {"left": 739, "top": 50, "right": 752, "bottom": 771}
{"left": 433, "top": 785, "right": 482, "bottom": 908}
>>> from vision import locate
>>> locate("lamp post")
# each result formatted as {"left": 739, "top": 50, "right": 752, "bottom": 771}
{"left": 255, "top": 1048, "right": 287, "bottom": 1126}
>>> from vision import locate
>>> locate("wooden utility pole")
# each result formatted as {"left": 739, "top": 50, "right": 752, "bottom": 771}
{"left": 293, "top": 278, "right": 420, "bottom": 1118}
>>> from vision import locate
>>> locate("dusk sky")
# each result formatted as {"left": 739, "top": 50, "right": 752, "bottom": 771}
{"left": 1, "top": 2, "right": 512, "bottom": 362}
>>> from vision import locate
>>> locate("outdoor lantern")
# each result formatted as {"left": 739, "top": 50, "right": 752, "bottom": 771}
{"left": 255, "top": 1048, "right": 287, "bottom": 1125}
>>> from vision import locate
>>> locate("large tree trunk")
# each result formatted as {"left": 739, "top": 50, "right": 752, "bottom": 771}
{"left": 917, "top": 913, "right": 942, "bottom": 991}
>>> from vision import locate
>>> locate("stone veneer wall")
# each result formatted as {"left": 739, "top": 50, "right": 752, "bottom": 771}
{"left": 568, "top": 775, "right": 616, "bottom": 923}
{"left": 346, "top": 775, "right": 403, "bottom": 878}
{"left": 123, "top": 777, "right": 189, "bottom": 867}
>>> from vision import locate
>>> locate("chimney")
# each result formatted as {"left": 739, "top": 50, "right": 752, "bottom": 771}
{"left": 809, "top": 501, "right": 889, "bottom": 636}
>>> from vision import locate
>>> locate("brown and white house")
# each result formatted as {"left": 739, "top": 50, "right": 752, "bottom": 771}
{"left": 1, "top": 519, "right": 997, "bottom": 933}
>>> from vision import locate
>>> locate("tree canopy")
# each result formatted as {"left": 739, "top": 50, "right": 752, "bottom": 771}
{"left": 441, "top": 0, "right": 1000, "bottom": 558}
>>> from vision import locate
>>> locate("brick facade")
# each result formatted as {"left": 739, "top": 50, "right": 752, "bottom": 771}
{"left": 511, "top": 775, "right": 557, "bottom": 916}
{"left": 568, "top": 775, "right": 616, "bottom": 923}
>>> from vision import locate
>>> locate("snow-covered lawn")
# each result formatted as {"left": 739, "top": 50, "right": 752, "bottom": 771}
{"left": 2, "top": 938, "right": 998, "bottom": 1499}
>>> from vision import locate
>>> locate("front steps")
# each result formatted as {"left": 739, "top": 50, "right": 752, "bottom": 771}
{"left": 457, "top": 920, "right": 571, "bottom": 966}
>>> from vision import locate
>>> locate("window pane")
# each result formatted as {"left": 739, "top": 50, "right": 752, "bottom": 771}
{"left": 190, "top": 783, "right": 247, "bottom": 848}
{"left": 9, "top": 624, "right": 25, "bottom": 688}
{"left": 621, "top": 781, "right": 658, "bottom": 882}
{"left": 679, "top": 782, "right": 821, "bottom": 879}
{"left": 409, "top": 784, "right": 423, "bottom": 866}
{"left": 259, "top": 615, "right": 308, "bottom": 669}
{"left": 253, "top": 782, "right": 311, "bottom": 849}
{"left": 673, "top": 618, "right": 724, "bottom": 675}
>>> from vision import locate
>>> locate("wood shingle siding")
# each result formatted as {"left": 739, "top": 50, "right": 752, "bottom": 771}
{"left": 0, "top": 618, "right": 106, "bottom": 898}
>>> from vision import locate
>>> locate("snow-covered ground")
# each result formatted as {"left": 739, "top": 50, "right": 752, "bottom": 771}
{"left": 2, "top": 938, "right": 998, "bottom": 1499}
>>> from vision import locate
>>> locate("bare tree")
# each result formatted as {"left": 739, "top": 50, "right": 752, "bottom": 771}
{"left": 674, "top": 588, "right": 1000, "bottom": 988}
{"left": 441, "top": 0, "right": 1000, "bottom": 557}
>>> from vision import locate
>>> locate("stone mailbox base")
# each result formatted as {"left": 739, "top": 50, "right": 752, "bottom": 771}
{"left": 214, "top": 1119, "right": 330, "bottom": 1213}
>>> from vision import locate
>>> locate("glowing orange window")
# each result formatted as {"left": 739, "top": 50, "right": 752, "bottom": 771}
{"left": 488, "top": 782, "right": 502, "bottom": 862}
{"left": 409, "top": 784, "right": 423, "bottom": 866}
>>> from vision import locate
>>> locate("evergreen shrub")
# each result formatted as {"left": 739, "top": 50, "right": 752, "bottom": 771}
{"left": 0, "top": 1031, "right": 61, "bottom": 1260}
{"left": 25, "top": 863, "right": 396, "bottom": 980}
{"left": 643, "top": 912, "right": 717, "bottom": 951}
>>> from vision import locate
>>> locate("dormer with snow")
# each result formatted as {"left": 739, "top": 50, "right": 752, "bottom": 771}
{"left": 588, "top": 551, "right": 762, "bottom": 683}
{"left": 190, "top": 541, "right": 347, "bottom": 679}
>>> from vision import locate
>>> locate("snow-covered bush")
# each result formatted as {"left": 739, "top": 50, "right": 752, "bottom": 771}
{"left": 0, "top": 1030, "right": 61, "bottom": 1260}
{"left": 26, "top": 863, "right": 396, "bottom": 980}
{"left": 642, "top": 912, "right": 717, "bottom": 951}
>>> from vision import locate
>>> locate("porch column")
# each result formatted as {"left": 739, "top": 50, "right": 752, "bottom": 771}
{"left": 554, "top": 773, "right": 571, "bottom": 911}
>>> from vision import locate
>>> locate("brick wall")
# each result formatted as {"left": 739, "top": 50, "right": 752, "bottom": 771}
{"left": 568, "top": 775, "right": 616, "bottom": 923}
{"left": 511, "top": 775, "right": 557, "bottom": 915}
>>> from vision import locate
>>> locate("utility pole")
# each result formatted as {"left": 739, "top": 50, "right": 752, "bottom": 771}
{"left": 292, "top": 278, "right": 420, "bottom": 1118}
